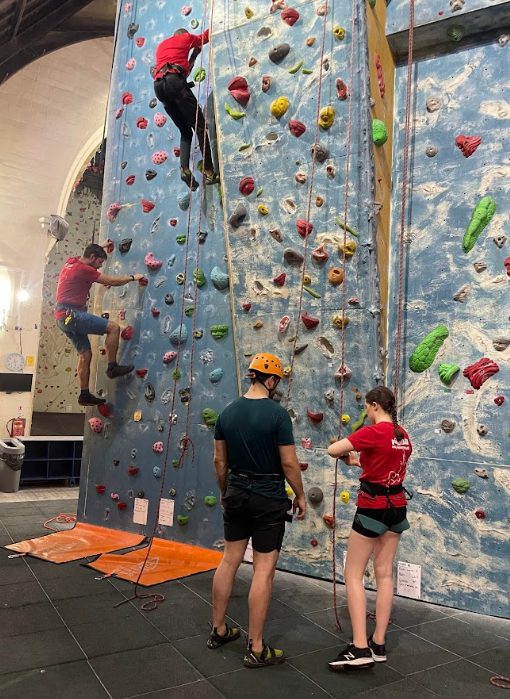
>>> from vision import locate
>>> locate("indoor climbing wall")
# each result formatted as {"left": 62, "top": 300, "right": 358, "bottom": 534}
{"left": 77, "top": 0, "right": 239, "bottom": 545}
{"left": 34, "top": 183, "right": 101, "bottom": 414}
{"left": 212, "top": 0, "right": 383, "bottom": 579}
{"left": 389, "top": 5, "right": 510, "bottom": 617}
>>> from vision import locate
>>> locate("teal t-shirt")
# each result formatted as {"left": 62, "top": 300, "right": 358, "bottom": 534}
{"left": 214, "top": 397, "right": 294, "bottom": 499}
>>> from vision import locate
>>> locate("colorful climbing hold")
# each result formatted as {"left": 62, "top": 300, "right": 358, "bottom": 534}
{"left": 463, "top": 357, "right": 499, "bottom": 389}
{"left": 373, "top": 119, "right": 388, "bottom": 146}
{"left": 121, "top": 325, "right": 133, "bottom": 341}
{"left": 193, "top": 269, "right": 206, "bottom": 287}
{"left": 328, "top": 267, "right": 344, "bottom": 286}
{"left": 351, "top": 409, "right": 368, "bottom": 433}
{"left": 318, "top": 106, "right": 335, "bottom": 130}
{"left": 340, "top": 491, "right": 350, "bottom": 504}
{"left": 462, "top": 196, "right": 497, "bottom": 252}
{"left": 228, "top": 76, "right": 251, "bottom": 104}
{"left": 88, "top": 417, "right": 103, "bottom": 434}
{"left": 307, "top": 410, "right": 324, "bottom": 423}
{"left": 205, "top": 496, "right": 217, "bottom": 506}
{"left": 281, "top": 7, "right": 299, "bottom": 25}
{"left": 170, "top": 324, "right": 188, "bottom": 346}
{"left": 151, "top": 150, "right": 168, "bottom": 165}
{"left": 273, "top": 273, "right": 286, "bottom": 287}
{"left": 239, "top": 176, "right": 255, "bottom": 195}
{"left": 452, "top": 478, "right": 470, "bottom": 494}
{"left": 270, "top": 96, "right": 289, "bottom": 119}
{"left": 278, "top": 316, "right": 290, "bottom": 333}
{"left": 144, "top": 252, "right": 162, "bottom": 270}
{"left": 409, "top": 325, "right": 449, "bottom": 372}
{"left": 302, "top": 312, "right": 320, "bottom": 330}
{"left": 211, "top": 267, "right": 229, "bottom": 290}
{"left": 225, "top": 102, "right": 246, "bottom": 120}
{"left": 438, "top": 363, "right": 460, "bottom": 385}
{"left": 203, "top": 408, "right": 218, "bottom": 426}
{"left": 455, "top": 135, "right": 482, "bottom": 158}
{"left": 258, "top": 204, "right": 269, "bottom": 215}
{"left": 210, "top": 325, "right": 228, "bottom": 339}
{"left": 446, "top": 24, "right": 465, "bottom": 41}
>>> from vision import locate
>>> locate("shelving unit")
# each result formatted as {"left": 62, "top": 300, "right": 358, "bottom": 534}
{"left": 19, "top": 436, "right": 83, "bottom": 486}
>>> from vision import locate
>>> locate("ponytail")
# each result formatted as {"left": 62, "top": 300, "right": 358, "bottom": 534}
{"left": 365, "top": 386, "right": 404, "bottom": 441}
{"left": 391, "top": 404, "right": 405, "bottom": 442}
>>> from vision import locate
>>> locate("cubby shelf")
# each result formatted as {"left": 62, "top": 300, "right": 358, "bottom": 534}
{"left": 19, "top": 436, "right": 83, "bottom": 486}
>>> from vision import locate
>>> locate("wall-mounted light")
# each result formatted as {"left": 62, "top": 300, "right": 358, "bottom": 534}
{"left": 17, "top": 289, "right": 29, "bottom": 302}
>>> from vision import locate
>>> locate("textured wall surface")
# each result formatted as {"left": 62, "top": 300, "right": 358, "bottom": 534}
{"left": 389, "top": 30, "right": 510, "bottom": 617}
{"left": 386, "top": 0, "right": 510, "bottom": 35}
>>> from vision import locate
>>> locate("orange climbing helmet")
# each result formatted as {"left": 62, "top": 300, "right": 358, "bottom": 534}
{"left": 248, "top": 353, "right": 284, "bottom": 379}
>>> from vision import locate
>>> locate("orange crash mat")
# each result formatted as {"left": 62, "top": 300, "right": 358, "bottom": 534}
{"left": 87, "top": 538, "right": 223, "bottom": 586}
{"left": 4, "top": 523, "right": 145, "bottom": 563}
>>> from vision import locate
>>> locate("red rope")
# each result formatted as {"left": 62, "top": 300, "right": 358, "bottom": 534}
{"left": 285, "top": 0, "right": 329, "bottom": 404}
{"left": 393, "top": 0, "right": 415, "bottom": 403}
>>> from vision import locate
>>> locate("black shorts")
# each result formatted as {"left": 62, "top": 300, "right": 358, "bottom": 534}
{"left": 222, "top": 485, "right": 291, "bottom": 554}
{"left": 352, "top": 506, "right": 408, "bottom": 539}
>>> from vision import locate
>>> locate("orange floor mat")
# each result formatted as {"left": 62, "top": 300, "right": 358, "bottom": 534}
{"left": 4, "top": 524, "right": 145, "bottom": 563}
{"left": 87, "top": 537, "right": 223, "bottom": 585}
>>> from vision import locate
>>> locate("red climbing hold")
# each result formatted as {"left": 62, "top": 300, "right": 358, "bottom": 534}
{"left": 128, "top": 466, "right": 139, "bottom": 476}
{"left": 97, "top": 404, "right": 113, "bottom": 418}
{"left": 273, "top": 272, "right": 286, "bottom": 287}
{"left": 302, "top": 438, "right": 312, "bottom": 449}
{"left": 311, "top": 245, "right": 329, "bottom": 262}
{"left": 279, "top": 316, "right": 290, "bottom": 333}
{"left": 261, "top": 75, "right": 272, "bottom": 93}
{"left": 323, "top": 514, "right": 335, "bottom": 527}
{"left": 104, "top": 239, "right": 114, "bottom": 254}
{"left": 173, "top": 147, "right": 180, "bottom": 157}
{"left": 115, "top": 108, "right": 124, "bottom": 119}
{"left": 107, "top": 203, "right": 122, "bottom": 222}
{"left": 297, "top": 219, "right": 313, "bottom": 238}
{"left": 494, "top": 396, "right": 505, "bottom": 406}
{"left": 302, "top": 312, "right": 320, "bottom": 329}
{"left": 281, "top": 7, "right": 300, "bottom": 25}
{"left": 142, "top": 199, "right": 155, "bottom": 213}
{"left": 504, "top": 257, "right": 510, "bottom": 276}
{"left": 117, "top": 501, "right": 128, "bottom": 510}
{"left": 463, "top": 357, "right": 499, "bottom": 389}
{"left": 151, "top": 307, "right": 160, "bottom": 318}
{"left": 138, "top": 277, "right": 148, "bottom": 287}
{"left": 289, "top": 120, "right": 306, "bottom": 137}
{"left": 121, "top": 325, "right": 133, "bottom": 341}
{"left": 455, "top": 135, "right": 482, "bottom": 158}
{"left": 136, "top": 369, "right": 148, "bottom": 377}
{"left": 228, "top": 76, "right": 251, "bottom": 105}
{"left": 121, "top": 92, "right": 133, "bottom": 104}
{"left": 95, "top": 484, "right": 106, "bottom": 494}
{"left": 299, "top": 462, "right": 309, "bottom": 471}
{"left": 136, "top": 117, "right": 148, "bottom": 129}
{"left": 243, "top": 303, "right": 252, "bottom": 312}
{"left": 335, "top": 78, "right": 348, "bottom": 100}
{"left": 136, "top": 37, "right": 145, "bottom": 47}
{"left": 311, "top": 539, "right": 319, "bottom": 547}
{"left": 126, "top": 175, "right": 135, "bottom": 185}
{"left": 475, "top": 509, "right": 486, "bottom": 520}
{"left": 239, "top": 176, "right": 255, "bottom": 195}
{"left": 307, "top": 409, "right": 324, "bottom": 423}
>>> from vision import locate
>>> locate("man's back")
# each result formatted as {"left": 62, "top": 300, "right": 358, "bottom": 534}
{"left": 155, "top": 30, "right": 209, "bottom": 77}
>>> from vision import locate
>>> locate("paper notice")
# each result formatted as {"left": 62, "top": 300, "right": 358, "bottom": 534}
{"left": 158, "top": 499, "right": 174, "bottom": 526}
{"left": 397, "top": 561, "right": 422, "bottom": 599}
{"left": 133, "top": 498, "right": 148, "bottom": 525}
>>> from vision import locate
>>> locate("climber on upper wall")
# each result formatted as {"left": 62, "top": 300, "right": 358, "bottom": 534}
{"left": 154, "top": 28, "right": 220, "bottom": 190}
{"left": 54, "top": 242, "right": 144, "bottom": 406}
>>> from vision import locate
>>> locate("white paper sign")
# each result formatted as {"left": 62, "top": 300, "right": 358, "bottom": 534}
{"left": 158, "top": 499, "right": 174, "bottom": 526}
{"left": 133, "top": 498, "right": 148, "bottom": 525}
{"left": 243, "top": 538, "right": 254, "bottom": 563}
{"left": 397, "top": 561, "right": 422, "bottom": 599}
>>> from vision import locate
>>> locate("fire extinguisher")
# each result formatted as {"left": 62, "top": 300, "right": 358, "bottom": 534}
{"left": 7, "top": 418, "right": 25, "bottom": 437}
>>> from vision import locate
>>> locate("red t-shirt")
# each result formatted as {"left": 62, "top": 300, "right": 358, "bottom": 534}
{"left": 55, "top": 257, "right": 100, "bottom": 320}
{"left": 349, "top": 422, "right": 412, "bottom": 509}
{"left": 155, "top": 30, "right": 209, "bottom": 79}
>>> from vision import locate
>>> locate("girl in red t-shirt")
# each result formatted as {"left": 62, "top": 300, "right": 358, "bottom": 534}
{"left": 326, "top": 386, "right": 412, "bottom": 670}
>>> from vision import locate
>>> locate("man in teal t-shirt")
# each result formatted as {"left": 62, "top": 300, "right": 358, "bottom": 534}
{"left": 208, "top": 352, "right": 306, "bottom": 668}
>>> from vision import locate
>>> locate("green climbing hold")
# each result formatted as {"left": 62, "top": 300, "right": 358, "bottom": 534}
{"left": 172, "top": 368, "right": 181, "bottom": 380}
{"left": 335, "top": 217, "right": 359, "bottom": 237}
{"left": 452, "top": 478, "right": 470, "bottom": 494}
{"left": 210, "top": 325, "right": 228, "bottom": 339}
{"left": 409, "top": 325, "right": 449, "bottom": 373}
{"left": 438, "top": 363, "right": 461, "bottom": 386}
{"left": 194, "top": 67, "right": 206, "bottom": 83}
{"left": 176, "top": 235, "right": 187, "bottom": 244}
{"left": 302, "top": 68, "right": 313, "bottom": 74}
{"left": 288, "top": 60, "right": 303, "bottom": 74}
{"left": 197, "top": 160, "right": 203, "bottom": 172}
{"left": 225, "top": 102, "right": 246, "bottom": 120}
{"left": 205, "top": 495, "right": 217, "bottom": 506}
{"left": 177, "top": 515, "right": 189, "bottom": 525}
{"left": 172, "top": 459, "right": 180, "bottom": 468}
{"left": 239, "top": 143, "right": 251, "bottom": 151}
{"left": 202, "top": 408, "right": 218, "bottom": 426}
{"left": 351, "top": 409, "right": 368, "bottom": 433}
{"left": 447, "top": 24, "right": 465, "bottom": 42}
{"left": 462, "top": 196, "right": 497, "bottom": 253}
{"left": 193, "top": 269, "right": 206, "bottom": 287}
{"left": 256, "top": 188, "right": 263, "bottom": 197}
{"left": 373, "top": 119, "right": 388, "bottom": 147}
{"left": 184, "top": 306, "right": 194, "bottom": 317}
{"left": 303, "top": 286, "right": 321, "bottom": 298}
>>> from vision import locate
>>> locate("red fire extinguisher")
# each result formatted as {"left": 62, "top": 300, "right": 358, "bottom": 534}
{"left": 7, "top": 418, "right": 25, "bottom": 437}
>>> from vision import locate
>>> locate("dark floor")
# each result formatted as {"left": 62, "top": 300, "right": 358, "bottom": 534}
{"left": 31, "top": 412, "right": 85, "bottom": 437}
{"left": 1, "top": 501, "right": 510, "bottom": 699}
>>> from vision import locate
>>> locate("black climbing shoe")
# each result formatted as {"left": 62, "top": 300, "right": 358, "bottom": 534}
{"left": 106, "top": 364, "right": 134, "bottom": 379}
{"left": 181, "top": 169, "right": 199, "bottom": 191}
{"left": 78, "top": 393, "right": 106, "bottom": 407}
{"left": 328, "top": 643, "right": 375, "bottom": 670}
{"left": 368, "top": 634, "right": 387, "bottom": 662}
{"left": 205, "top": 172, "right": 221, "bottom": 186}
{"left": 243, "top": 640, "right": 286, "bottom": 668}
{"left": 207, "top": 623, "right": 241, "bottom": 649}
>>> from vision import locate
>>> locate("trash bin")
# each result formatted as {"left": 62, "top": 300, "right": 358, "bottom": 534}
{"left": 0, "top": 438, "right": 25, "bottom": 493}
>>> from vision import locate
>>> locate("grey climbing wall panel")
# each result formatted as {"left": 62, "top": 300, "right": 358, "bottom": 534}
{"left": 389, "top": 15, "right": 510, "bottom": 617}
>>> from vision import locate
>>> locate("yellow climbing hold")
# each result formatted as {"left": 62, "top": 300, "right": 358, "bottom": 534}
{"left": 303, "top": 273, "right": 311, "bottom": 285}
{"left": 270, "top": 96, "right": 289, "bottom": 119}
{"left": 283, "top": 365, "right": 292, "bottom": 377}
{"left": 245, "top": 7, "right": 253, "bottom": 18}
{"left": 340, "top": 491, "right": 350, "bottom": 503}
{"left": 286, "top": 487, "right": 294, "bottom": 498}
{"left": 318, "top": 106, "right": 335, "bottom": 130}
{"left": 258, "top": 204, "right": 269, "bottom": 215}
{"left": 134, "top": 411, "right": 142, "bottom": 422}
{"left": 333, "top": 314, "right": 350, "bottom": 329}
{"left": 334, "top": 26, "right": 346, "bottom": 40}
{"left": 338, "top": 240, "right": 357, "bottom": 258}
{"left": 341, "top": 414, "right": 350, "bottom": 425}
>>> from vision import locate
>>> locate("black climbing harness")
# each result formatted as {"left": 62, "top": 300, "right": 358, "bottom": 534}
{"left": 230, "top": 471, "right": 284, "bottom": 483}
{"left": 155, "top": 62, "right": 187, "bottom": 80}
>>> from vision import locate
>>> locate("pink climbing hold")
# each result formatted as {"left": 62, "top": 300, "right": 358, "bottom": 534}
{"left": 273, "top": 272, "right": 286, "bottom": 287}
{"left": 173, "top": 147, "right": 180, "bottom": 157}
{"left": 270, "top": 0, "right": 287, "bottom": 12}
{"left": 107, "top": 203, "right": 122, "bottom": 222}
{"left": 317, "top": 4, "right": 328, "bottom": 15}
{"left": 228, "top": 76, "right": 251, "bottom": 105}
{"left": 494, "top": 396, "right": 505, "bottom": 406}
{"left": 301, "top": 437, "right": 312, "bottom": 449}
{"left": 297, "top": 220, "right": 313, "bottom": 238}
{"left": 261, "top": 75, "right": 272, "bottom": 93}
{"left": 151, "top": 151, "right": 168, "bottom": 165}
{"left": 163, "top": 351, "right": 177, "bottom": 365}
{"left": 335, "top": 363, "right": 352, "bottom": 381}
{"left": 111, "top": 493, "right": 119, "bottom": 500}
{"left": 153, "top": 441, "right": 164, "bottom": 453}
{"left": 335, "top": 78, "right": 348, "bottom": 101}
{"left": 302, "top": 312, "right": 319, "bottom": 329}
{"left": 504, "top": 256, "right": 510, "bottom": 276}
{"left": 142, "top": 199, "right": 155, "bottom": 213}
{"left": 136, "top": 37, "right": 145, "bottom": 47}
{"left": 463, "top": 357, "right": 499, "bottom": 389}
{"left": 136, "top": 117, "right": 148, "bottom": 129}
{"left": 295, "top": 172, "right": 307, "bottom": 184}
{"left": 279, "top": 315, "right": 290, "bottom": 332}
{"left": 144, "top": 252, "right": 162, "bottom": 269}
{"left": 88, "top": 417, "right": 103, "bottom": 434}
{"left": 239, "top": 176, "right": 255, "bottom": 195}
{"left": 307, "top": 409, "right": 324, "bottom": 423}
{"left": 289, "top": 120, "right": 306, "bottom": 137}
{"left": 281, "top": 7, "right": 299, "bottom": 25}
{"left": 311, "top": 245, "right": 329, "bottom": 262}
{"left": 374, "top": 55, "right": 385, "bottom": 98}
{"left": 121, "top": 92, "right": 133, "bottom": 105}
{"left": 115, "top": 107, "right": 124, "bottom": 119}
{"left": 182, "top": 5, "right": 192, "bottom": 15}
{"left": 154, "top": 112, "right": 167, "bottom": 127}
{"left": 455, "top": 135, "right": 482, "bottom": 158}
{"left": 126, "top": 58, "right": 136, "bottom": 71}
{"left": 121, "top": 325, "right": 133, "bottom": 341}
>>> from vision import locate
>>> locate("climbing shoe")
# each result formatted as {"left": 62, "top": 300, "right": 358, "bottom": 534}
{"left": 368, "top": 634, "right": 387, "bottom": 662}
{"left": 243, "top": 640, "right": 286, "bottom": 668}
{"left": 78, "top": 393, "right": 106, "bottom": 407}
{"left": 207, "top": 623, "right": 241, "bottom": 649}
{"left": 205, "top": 172, "right": 221, "bottom": 186}
{"left": 180, "top": 169, "right": 199, "bottom": 191}
{"left": 328, "top": 643, "right": 375, "bottom": 670}
{"left": 105, "top": 364, "right": 134, "bottom": 379}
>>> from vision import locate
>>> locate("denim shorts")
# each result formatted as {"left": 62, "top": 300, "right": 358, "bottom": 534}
{"left": 56, "top": 310, "right": 109, "bottom": 355}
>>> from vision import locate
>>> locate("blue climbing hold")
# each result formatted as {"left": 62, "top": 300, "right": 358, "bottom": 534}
{"left": 211, "top": 266, "right": 230, "bottom": 290}
{"left": 177, "top": 191, "right": 190, "bottom": 211}
{"left": 169, "top": 324, "right": 188, "bottom": 346}
{"left": 209, "top": 368, "right": 224, "bottom": 383}
{"left": 153, "top": 466, "right": 162, "bottom": 478}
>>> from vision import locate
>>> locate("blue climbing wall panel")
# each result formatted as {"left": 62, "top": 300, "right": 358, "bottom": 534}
{"left": 389, "top": 15, "right": 510, "bottom": 617}
{"left": 77, "top": 0, "right": 239, "bottom": 547}
{"left": 212, "top": 0, "right": 382, "bottom": 579}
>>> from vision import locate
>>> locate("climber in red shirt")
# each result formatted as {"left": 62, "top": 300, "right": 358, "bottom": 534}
{"left": 55, "top": 242, "right": 144, "bottom": 406}
{"left": 326, "top": 386, "right": 413, "bottom": 670}
{"left": 154, "top": 29, "right": 219, "bottom": 190}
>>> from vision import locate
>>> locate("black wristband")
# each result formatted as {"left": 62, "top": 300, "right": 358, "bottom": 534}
{"left": 130, "top": 274, "right": 135, "bottom": 281}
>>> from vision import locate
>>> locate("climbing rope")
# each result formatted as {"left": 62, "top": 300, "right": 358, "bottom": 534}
{"left": 393, "top": 0, "right": 415, "bottom": 403}
{"left": 114, "top": 1, "right": 212, "bottom": 612}
{"left": 330, "top": 0, "right": 357, "bottom": 631}
{"left": 490, "top": 677, "right": 510, "bottom": 690}
{"left": 43, "top": 513, "right": 77, "bottom": 532}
